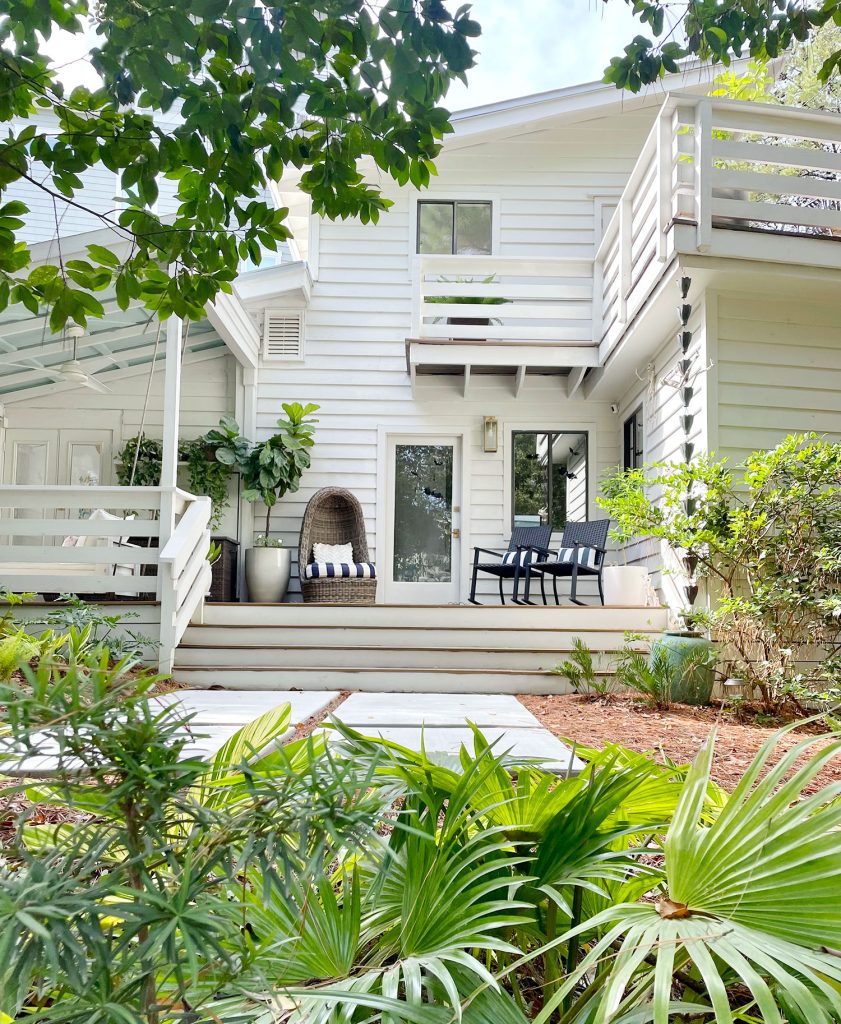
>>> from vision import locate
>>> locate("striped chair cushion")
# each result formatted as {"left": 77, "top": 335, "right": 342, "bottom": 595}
{"left": 502, "top": 549, "right": 531, "bottom": 567}
{"left": 555, "top": 546, "right": 599, "bottom": 570}
{"left": 304, "top": 561, "right": 377, "bottom": 580}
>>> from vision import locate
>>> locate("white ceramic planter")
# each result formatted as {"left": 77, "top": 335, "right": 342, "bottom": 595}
{"left": 245, "top": 547, "right": 291, "bottom": 602}
{"left": 602, "top": 565, "right": 650, "bottom": 606}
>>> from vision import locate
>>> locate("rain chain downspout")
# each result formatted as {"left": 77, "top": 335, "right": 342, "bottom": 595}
{"left": 677, "top": 275, "right": 699, "bottom": 627}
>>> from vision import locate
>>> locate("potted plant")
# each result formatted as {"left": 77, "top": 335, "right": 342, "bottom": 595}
{"left": 426, "top": 275, "right": 509, "bottom": 330}
{"left": 245, "top": 535, "right": 289, "bottom": 602}
{"left": 237, "top": 402, "right": 319, "bottom": 602}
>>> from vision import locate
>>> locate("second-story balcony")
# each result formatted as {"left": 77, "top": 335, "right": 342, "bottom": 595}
{"left": 407, "top": 254, "right": 597, "bottom": 395}
{"left": 407, "top": 94, "right": 841, "bottom": 392}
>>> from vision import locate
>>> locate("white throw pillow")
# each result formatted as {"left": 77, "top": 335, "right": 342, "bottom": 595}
{"left": 313, "top": 541, "right": 354, "bottom": 563}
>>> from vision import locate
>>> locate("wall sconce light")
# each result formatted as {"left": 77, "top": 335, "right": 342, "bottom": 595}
{"left": 483, "top": 416, "right": 499, "bottom": 453}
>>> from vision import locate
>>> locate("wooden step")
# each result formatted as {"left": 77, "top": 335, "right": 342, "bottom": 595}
{"left": 174, "top": 643, "right": 618, "bottom": 672}
{"left": 171, "top": 665, "right": 575, "bottom": 695}
{"left": 198, "top": 602, "right": 669, "bottom": 631}
{"left": 179, "top": 624, "right": 660, "bottom": 651}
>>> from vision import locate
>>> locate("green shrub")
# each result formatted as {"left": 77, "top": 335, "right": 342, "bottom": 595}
{"left": 599, "top": 433, "right": 841, "bottom": 711}
{"left": 0, "top": 632, "right": 38, "bottom": 681}
{"left": 5, "top": 649, "right": 841, "bottom": 1023}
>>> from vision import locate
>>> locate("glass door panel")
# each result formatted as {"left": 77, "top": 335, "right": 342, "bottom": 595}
{"left": 393, "top": 444, "right": 454, "bottom": 583}
{"left": 386, "top": 437, "right": 461, "bottom": 603}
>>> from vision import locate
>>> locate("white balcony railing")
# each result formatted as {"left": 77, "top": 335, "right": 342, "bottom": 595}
{"left": 596, "top": 94, "right": 841, "bottom": 357}
{"left": 411, "top": 254, "right": 595, "bottom": 345}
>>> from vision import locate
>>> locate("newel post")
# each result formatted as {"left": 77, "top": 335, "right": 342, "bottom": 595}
{"left": 694, "top": 100, "right": 713, "bottom": 252}
{"left": 656, "top": 101, "right": 674, "bottom": 261}
{"left": 158, "top": 313, "right": 183, "bottom": 675}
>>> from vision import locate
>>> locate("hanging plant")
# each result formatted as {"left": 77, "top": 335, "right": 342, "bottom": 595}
{"left": 183, "top": 438, "right": 231, "bottom": 532}
{"left": 116, "top": 435, "right": 164, "bottom": 488}
{"left": 116, "top": 425, "right": 237, "bottom": 532}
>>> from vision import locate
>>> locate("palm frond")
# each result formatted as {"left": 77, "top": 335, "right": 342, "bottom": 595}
{"left": 532, "top": 726, "right": 841, "bottom": 1024}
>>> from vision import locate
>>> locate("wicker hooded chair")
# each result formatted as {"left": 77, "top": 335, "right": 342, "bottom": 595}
{"left": 298, "top": 487, "right": 377, "bottom": 604}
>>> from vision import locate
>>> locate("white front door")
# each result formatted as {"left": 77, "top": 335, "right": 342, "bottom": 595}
{"left": 384, "top": 435, "right": 462, "bottom": 604}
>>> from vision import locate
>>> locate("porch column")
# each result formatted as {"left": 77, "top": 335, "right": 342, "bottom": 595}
{"left": 238, "top": 364, "right": 258, "bottom": 598}
{"left": 158, "top": 313, "right": 183, "bottom": 673}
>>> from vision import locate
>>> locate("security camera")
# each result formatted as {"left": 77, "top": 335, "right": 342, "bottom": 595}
{"left": 610, "top": 403, "right": 619, "bottom": 415}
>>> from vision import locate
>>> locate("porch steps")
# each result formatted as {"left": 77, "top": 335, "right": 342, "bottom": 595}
{"left": 172, "top": 603, "right": 668, "bottom": 694}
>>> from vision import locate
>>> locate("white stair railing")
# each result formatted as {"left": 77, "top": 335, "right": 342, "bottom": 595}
{"left": 0, "top": 484, "right": 212, "bottom": 675}
{"left": 158, "top": 490, "right": 212, "bottom": 673}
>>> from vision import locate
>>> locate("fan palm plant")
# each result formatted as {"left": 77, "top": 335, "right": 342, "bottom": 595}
{"left": 6, "top": 623, "right": 841, "bottom": 1024}
{"left": 528, "top": 725, "right": 841, "bottom": 1024}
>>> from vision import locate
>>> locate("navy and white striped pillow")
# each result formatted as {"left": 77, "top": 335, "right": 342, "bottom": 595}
{"left": 304, "top": 561, "right": 376, "bottom": 580}
{"left": 555, "top": 546, "right": 599, "bottom": 570}
{"left": 502, "top": 549, "right": 531, "bottom": 567}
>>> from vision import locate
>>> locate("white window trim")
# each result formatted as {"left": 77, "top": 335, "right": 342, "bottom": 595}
{"left": 592, "top": 193, "right": 623, "bottom": 251}
{"left": 408, "top": 190, "right": 502, "bottom": 267}
{"left": 618, "top": 390, "right": 648, "bottom": 471}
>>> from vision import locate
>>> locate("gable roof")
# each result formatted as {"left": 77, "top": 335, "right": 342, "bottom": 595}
{"left": 445, "top": 57, "right": 763, "bottom": 145}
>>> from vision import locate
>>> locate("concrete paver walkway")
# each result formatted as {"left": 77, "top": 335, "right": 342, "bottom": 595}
{"left": 332, "top": 692, "right": 582, "bottom": 773}
{"left": 3, "top": 690, "right": 582, "bottom": 776}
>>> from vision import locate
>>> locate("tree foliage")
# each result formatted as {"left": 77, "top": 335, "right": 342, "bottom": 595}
{"left": 0, "top": 0, "right": 478, "bottom": 329}
{"left": 606, "top": 0, "right": 841, "bottom": 93}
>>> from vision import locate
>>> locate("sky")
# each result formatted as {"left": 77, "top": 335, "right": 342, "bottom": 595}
{"left": 45, "top": 0, "right": 647, "bottom": 110}
{"left": 445, "top": 0, "right": 646, "bottom": 109}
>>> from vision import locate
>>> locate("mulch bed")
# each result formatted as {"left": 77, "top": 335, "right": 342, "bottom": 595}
{"left": 522, "top": 693, "right": 841, "bottom": 792}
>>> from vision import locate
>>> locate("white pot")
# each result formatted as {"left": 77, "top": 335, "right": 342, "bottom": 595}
{"left": 602, "top": 565, "right": 650, "bottom": 606}
{"left": 245, "top": 547, "right": 291, "bottom": 603}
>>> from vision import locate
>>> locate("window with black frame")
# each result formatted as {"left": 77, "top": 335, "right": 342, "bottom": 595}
{"left": 417, "top": 200, "right": 492, "bottom": 255}
{"left": 511, "top": 431, "right": 588, "bottom": 532}
{"left": 623, "top": 406, "right": 644, "bottom": 470}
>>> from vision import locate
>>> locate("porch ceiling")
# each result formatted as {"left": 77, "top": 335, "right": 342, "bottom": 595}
{"left": 0, "top": 300, "right": 225, "bottom": 400}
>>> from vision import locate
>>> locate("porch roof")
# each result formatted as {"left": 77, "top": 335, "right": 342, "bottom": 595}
{"left": 0, "top": 299, "right": 226, "bottom": 401}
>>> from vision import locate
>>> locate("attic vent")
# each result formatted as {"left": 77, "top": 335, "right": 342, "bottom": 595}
{"left": 263, "top": 309, "right": 305, "bottom": 362}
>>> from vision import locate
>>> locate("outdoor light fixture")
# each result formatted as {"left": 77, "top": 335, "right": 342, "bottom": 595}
{"left": 483, "top": 416, "right": 499, "bottom": 453}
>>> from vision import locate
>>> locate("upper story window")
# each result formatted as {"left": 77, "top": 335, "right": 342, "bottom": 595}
{"left": 417, "top": 200, "right": 492, "bottom": 255}
{"left": 623, "top": 406, "right": 644, "bottom": 470}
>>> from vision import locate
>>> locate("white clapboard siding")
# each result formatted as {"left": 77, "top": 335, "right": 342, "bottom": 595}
{"left": 613, "top": 301, "right": 708, "bottom": 603}
{"left": 251, "top": 109, "right": 657, "bottom": 600}
{"left": 714, "top": 292, "right": 841, "bottom": 464}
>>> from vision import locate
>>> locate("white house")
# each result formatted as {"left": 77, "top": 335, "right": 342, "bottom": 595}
{"left": 2, "top": 63, "right": 840, "bottom": 690}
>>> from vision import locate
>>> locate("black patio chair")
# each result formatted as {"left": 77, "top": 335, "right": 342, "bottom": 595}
{"left": 521, "top": 520, "right": 611, "bottom": 606}
{"left": 468, "top": 524, "right": 553, "bottom": 605}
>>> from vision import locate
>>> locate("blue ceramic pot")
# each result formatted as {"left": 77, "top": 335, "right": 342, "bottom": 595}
{"left": 650, "top": 631, "right": 715, "bottom": 706}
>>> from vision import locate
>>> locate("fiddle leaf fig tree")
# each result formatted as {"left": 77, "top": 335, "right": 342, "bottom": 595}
{"left": 240, "top": 402, "right": 319, "bottom": 537}
{"left": 0, "top": 0, "right": 479, "bottom": 330}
